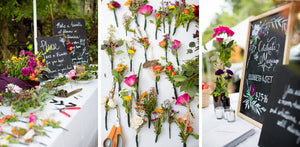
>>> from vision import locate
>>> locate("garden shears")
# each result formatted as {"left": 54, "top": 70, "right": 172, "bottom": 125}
{"left": 55, "top": 107, "right": 81, "bottom": 117}
{"left": 103, "top": 106, "right": 124, "bottom": 147}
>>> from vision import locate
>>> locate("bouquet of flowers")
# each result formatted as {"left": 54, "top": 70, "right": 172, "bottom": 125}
{"left": 132, "top": 100, "right": 147, "bottom": 147}
{"left": 175, "top": 95, "right": 199, "bottom": 147}
{"left": 123, "top": 13, "right": 135, "bottom": 36}
{"left": 164, "top": 63, "right": 178, "bottom": 99}
{"left": 171, "top": 0, "right": 186, "bottom": 35}
{"left": 42, "top": 118, "right": 61, "bottom": 128}
{"left": 179, "top": 4, "right": 195, "bottom": 32}
{"left": 124, "top": 0, "right": 149, "bottom": 27}
{"left": 159, "top": 34, "right": 170, "bottom": 62}
{"left": 154, "top": 10, "right": 163, "bottom": 39}
{"left": 108, "top": 1, "right": 121, "bottom": 27}
{"left": 112, "top": 63, "right": 127, "bottom": 92}
{"left": 119, "top": 88, "right": 133, "bottom": 127}
{"left": 140, "top": 88, "right": 157, "bottom": 128}
{"left": 152, "top": 64, "right": 163, "bottom": 94}
{"left": 103, "top": 95, "right": 117, "bottom": 131}
{"left": 170, "top": 39, "right": 181, "bottom": 66}
{"left": 0, "top": 115, "right": 17, "bottom": 125}
{"left": 139, "top": 4, "right": 153, "bottom": 30}
{"left": 68, "top": 70, "right": 96, "bottom": 81}
{"left": 151, "top": 108, "right": 164, "bottom": 143}
{"left": 161, "top": 99, "right": 178, "bottom": 139}
{"left": 126, "top": 41, "right": 137, "bottom": 72}
{"left": 210, "top": 26, "right": 235, "bottom": 107}
{"left": 101, "top": 25, "right": 124, "bottom": 70}
{"left": 3, "top": 50, "right": 48, "bottom": 86}
{"left": 163, "top": 1, "right": 175, "bottom": 36}
{"left": 134, "top": 29, "right": 150, "bottom": 62}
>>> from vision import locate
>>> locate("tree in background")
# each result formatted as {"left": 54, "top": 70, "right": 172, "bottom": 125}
{"left": 202, "top": 0, "right": 274, "bottom": 45}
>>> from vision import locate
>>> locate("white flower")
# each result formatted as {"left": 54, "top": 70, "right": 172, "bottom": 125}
{"left": 5, "top": 84, "right": 22, "bottom": 93}
{"left": 252, "top": 24, "right": 261, "bottom": 36}
{"left": 101, "top": 96, "right": 108, "bottom": 104}
{"left": 0, "top": 139, "right": 9, "bottom": 146}
{"left": 23, "top": 129, "right": 35, "bottom": 140}
{"left": 131, "top": 115, "right": 144, "bottom": 129}
{"left": 107, "top": 99, "right": 117, "bottom": 108}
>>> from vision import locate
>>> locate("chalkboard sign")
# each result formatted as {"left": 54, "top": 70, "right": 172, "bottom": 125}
{"left": 37, "top": 36, "right": 73, "bottom": 78}
{"left": 52, "top": 18, "right": 89, "bottom": 64}
{"left": 258, "top": 64, "right": 300, "bottom": 147}
{"left": 237, "top": 3, "right": 294, "bottom": 128}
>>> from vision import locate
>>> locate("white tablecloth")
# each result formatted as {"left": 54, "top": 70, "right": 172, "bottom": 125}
{"left": 0, "top": 79, "right": 98, "bottom": 147}
{"left": 203, "top": 93, "right": 261, "bottom": 147}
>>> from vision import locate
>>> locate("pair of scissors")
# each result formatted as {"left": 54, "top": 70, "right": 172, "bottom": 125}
{"left": 103, "top": 107, "right": 124, "bottom": 147}
{"left": 55, "top": 107, "right": 81, "bottom": 117}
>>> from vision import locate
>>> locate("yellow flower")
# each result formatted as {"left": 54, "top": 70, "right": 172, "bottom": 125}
{"left": 159, "top": 115, "right": 163, "bottom": 119}
{"left": 115, "top": 68, "right": 122, "bottom": 72}
{"left": 81, "top": 73, "right": 84, "bottom": 76}
{"left": 11, "top": 55, "right": 17, "bottom": 61}
{"left": 124, "top": 0, "right": 132, "bottom": 6}
{"left": 42, "top": 59, "right": 45, "bottom": 63}
{"left": 5, "top": 135, "right": 10, "bottom": 140}
{"left": 28, "top": 122, "right": 34, "bottom": 129}
{"left": 169, "top": 6, "right": 175, "bottom": 10}
{"left": 154, "top": 109, "right": 164, "bottom": 114}
{"left": 140, "top": 91, "right": 148, "bottom": 99}
{"left": 124, "top": 96, "right": 132, "bottom": 101}
{"left": 128, "top": 50, "right": 135, "bottom": 54}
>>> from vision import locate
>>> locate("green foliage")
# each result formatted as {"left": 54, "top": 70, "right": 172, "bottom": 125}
{"left": 44, "top": 76, "right": 69, "bottom": 89}
{"left": 202, "top": 0, "right": 273, "bottom": 45}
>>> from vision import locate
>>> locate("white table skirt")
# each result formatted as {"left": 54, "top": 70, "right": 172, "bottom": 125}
{"left": 203, "top": 93, "right": 261, "bottom": 147}
{"left": 0, "top": 79, "right": 98, "bottom": 147}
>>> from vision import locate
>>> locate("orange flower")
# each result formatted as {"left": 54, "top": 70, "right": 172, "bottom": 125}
{"left": 124, "top": 0, "right": 132, "bottom": 6}
{"left": 30, "top": 73, "right": 35, "bottom": 80}
{"left": 191, "top": 4, "right": 196, "bottom": 11}
{"left": 177, "top": 118, "right": 184, "bottom": 124}
{"left": 159, "top": 115, "right": 163, "bottom": 119}
{"left": 42, "top": 120, "right": 47, "bottom": 126}
{"left": 34, "top": 68, "right": 39, "bottom": 74}
{"left": 188, "top": 126, "right": 193, "bottom": 133}
{"left": 140, "top": 91, "right": 148, "bottom": 99}
{"left": 152, "top": 65, "right": 162, "bottom": 73}
{"left": 183, "top": 9, "right": 189, "bottom": 14}
{"left": 5, "top": 115, "right": 10, "bottom": 119}
{"left": 171, "top": 71, "right": 176, "bottom": 77}
{"left": 159, "top": 40, "right": 166, "bottom": 48}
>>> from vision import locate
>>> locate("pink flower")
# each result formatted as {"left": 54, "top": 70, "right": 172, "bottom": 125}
{"left": 171, "top": 39, "right": 181, "bottom": 50}
{"left": 216, "top": 38, "right": 224, "bottom": 43}
{"left": 3, "top": 71, "right": 7, "bottom": 77}
{"left": 139, "top": 5, "right": 153, "bottom": 16}
{"left": 175, "top": 93, "right": 190, "bottom": 105}
{"left": 20, "top": 50, "right": 25, "bottom": 55}
{"left": 68, "top": 70, "right": 76, "bottom": 79}
{"left": 29, "top": 113, "right": 36, "bottom": 123}
{"left": 212, "top": 26, "right": 234, "bottom": 38}
{"left": 124, "top": 74, "right": 137, "bottom": 86}
{"left": 21, "top": 67, "right": 30, "bottom": 76}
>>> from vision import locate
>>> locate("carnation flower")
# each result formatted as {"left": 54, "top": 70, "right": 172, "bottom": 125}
{"left": 131, "top": 115, "right": 144, "bottom": 129}
{"left": 108, "top": 98, "right": 117, "bottom": 108}
{"left": 21, "top": 67, "right": 30, "bottom": 76}
{"left": 175, "top": 93, "right": 190, "bottom": 105}
{"left": 124, "top": 74, "right": 137, "bottom": 86}
{"left": 139, "top": 5, "right": 153, "bottom": 15}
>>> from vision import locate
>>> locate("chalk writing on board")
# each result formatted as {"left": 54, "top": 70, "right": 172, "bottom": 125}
{"left": 53, "top": 19, "right": 89, "bottom": 65}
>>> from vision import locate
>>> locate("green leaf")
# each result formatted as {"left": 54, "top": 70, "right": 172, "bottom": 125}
{"left": 150, "top": 20, "right": 154, "bottom": 23}
{"left": 173, "top": 75, "right": 188, "bottom": 82}
{"left": 117, "top": 40, "right": 124, "bottom": 46}
{"left": 187, "top": 86, "right": 197, "bottom": 97}
{"left": 187, "top": 49, "right": 193, "bottom": 54}
{"left": 160, "top": 57, "right": 166, "bottom": 60}
{"left": 227, "top": 40, "right": 234, "bottom": 48}
{"left": 189, "top": 42, "right": 196, "bottom": 47}
{"left": 116, "top": 50, "right": 124, "bottom": 55}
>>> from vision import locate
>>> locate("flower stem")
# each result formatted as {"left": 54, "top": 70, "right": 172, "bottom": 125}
{"left": 144, "top": 50, "right": 147, "bottom": 62}
{"left": 176, "top": 51, "right": 179, "bottom": 66}
{"left": 183, "top": 142, "right": 186, "bottom": 147}
{"left": 135, "top": 15, "right": 140, "bottom": 27}
{"left": 163, "top": 18, "right": 166, "bottom": 33}
{"left": 155, "top": 81, "right": 159, "bottom": 94}
{"left": 186, "top": 22, "right": 190, "bottom": 32}
{"left": 136, "top": 134, "right": 139, "bottom": 147}
{"left": 113, "top": 10, "right": 118, "bottom": 27}
{"left": 126, "top": 30, "right": 128, "bottom": 36}
{"left": 155, "top": 28, "right": 158, "bottom": 40}
{"left": 130, "top": 59, "right": 132, "bottom": 72}
{"left": 111, "top": 60, "right": 113, "bottom": 71}
{"left": 136, "top": 87, "right": 139, "bottom": 102}
{"left": 168, "top": 23, "right": 171, "bottom": 36}
{"left": 105, "top": 111, "right": 108, "bottom": 131}
{"left": 118, "top": 82, "right": 121, "bottom": 92}
{"left": 144, "top": 17, "right": 147, "bottom": 30}
{"left": 173, "top": 27, "right": 177, "bottom": 36}
{"left": 155, "top": 134, "right": 158, "bottom": 143}
{"left": 127, "top": 113, "right": 130, "bottom": 127}
{"left": 169, "top": 123, "right": 171, "bottom": 139}
{"left": 173, "top": 83, "right": 178, "bottom": 100}
{"left": 148, "top": 115, "right": 151, "bottom": 128}
{"left": 190, "top": 108, "right": 194, "bottom": 117}
{"left": 165, "top": 48, "right": 168, "bottom": 62}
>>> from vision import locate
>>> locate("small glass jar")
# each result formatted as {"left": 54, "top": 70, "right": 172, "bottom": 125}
{"left": 226, "top": 109, "right": 236, "bottom": 122}
{"left": 215, "top": 106, "right": 224, "bottom": 119}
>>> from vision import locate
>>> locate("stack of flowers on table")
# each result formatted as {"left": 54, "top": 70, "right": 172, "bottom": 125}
{"left": 210, "top": 26, "right": 235, "bottom": 109}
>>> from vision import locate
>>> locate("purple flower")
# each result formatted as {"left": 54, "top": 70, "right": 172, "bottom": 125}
{"left": 152, "top": 111, "right": 157, "bottom": 114}
{"left": 215, "top": 69, "right": 224, "bottom": 75}
{"left": 225, "top": 75, "right": 232, "bottom": 79}
{"left": 25, "top": 51, "right": 36, "bottom": 58}
{"left": 163, "top": 34, "right": 169, "bottom": 39}
{"left": 169, "top": 116, "right": 174, "bottom": 120}
{"left": 226, "top": 69, "right": 233, "bottom": 75}
{"left": 3, "top": 71, "right": 7, "bottom": 77}
{"left": 111, "top": 1, "right": 121, "bottom": 8}
{"left": 171, "top": 109, "right": 175, "bottom": 113}
{"left": 20, "top": 50, "right": 25, "bottom": 55}
{"left": 21, "top": 67, "right": 30, "bottom": 76}
{"left": 27, "top": 58, "right": 38, "bottom": 68}
{"left": 250, "top": 85, "right": 255, "bottom": 96}
{"left": 193, "top": 30, "right": 199, "bottom": 38}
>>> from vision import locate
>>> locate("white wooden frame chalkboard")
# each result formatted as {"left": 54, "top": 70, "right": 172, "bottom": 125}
{"left": 237, "top": 2, "right": 296, "bottom": 128}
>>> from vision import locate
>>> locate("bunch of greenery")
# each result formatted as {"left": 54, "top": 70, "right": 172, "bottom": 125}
{"left": 43, "top": 76, "right": 69, "bottom": 89}
{"left": 141, "top": 88, "right": 158, "bottom": 128}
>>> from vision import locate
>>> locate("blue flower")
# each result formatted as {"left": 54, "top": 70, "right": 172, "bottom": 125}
{"left": 226, "top": 69, "right": 233, "bottom": 75}
{"left": 215, "top": 69, "right": 224, "bottom": 75}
